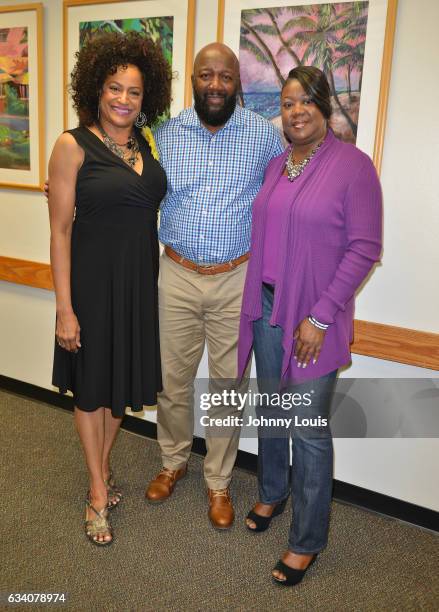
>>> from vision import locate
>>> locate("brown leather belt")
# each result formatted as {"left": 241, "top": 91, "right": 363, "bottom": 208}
{"left": 165, "top": 246, "right": 249, "bottom": 275}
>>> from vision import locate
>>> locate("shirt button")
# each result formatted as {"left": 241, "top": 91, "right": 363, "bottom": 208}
{"left": 205, "top": 185, "right": 211, "bottom": 191}
{"left": 208, "top": 160, "right": 213, "bottom": 166}
{"left": 202, "top": 209, "right": 207, "bottom": 215}
{"left": 200, "top": 235, "right": 204, "bottom": 240}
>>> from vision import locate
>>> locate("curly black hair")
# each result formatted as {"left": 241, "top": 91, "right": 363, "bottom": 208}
{"left": 70, "top": 31, "right": 172, "bottom": 127}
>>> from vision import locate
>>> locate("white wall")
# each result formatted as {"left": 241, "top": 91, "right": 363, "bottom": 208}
{"left": 0, "top": 0, "right": 438, "bottom": 511}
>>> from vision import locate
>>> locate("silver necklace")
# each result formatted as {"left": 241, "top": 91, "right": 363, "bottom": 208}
{"left": 285, "top": 139, "right": 324, "bottom": 182}
{"left": 96, "top": 123, "right": 140, "bottom": 168}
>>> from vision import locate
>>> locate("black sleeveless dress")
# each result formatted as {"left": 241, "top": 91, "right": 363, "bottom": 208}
{"left": 52, "top": 127, "right": 166, "bottom": 416}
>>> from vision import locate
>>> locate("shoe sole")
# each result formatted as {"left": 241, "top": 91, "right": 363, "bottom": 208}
{"left": 209, "top": 522, "right": 234, "bottom": 531}
{"left": 145, "top": 496, "right": 169, "bottom": 505}
{"left": 86, "top": 536, "right": 114, "bottom": 546}
{"left": 208, "top": 515, "right": 235, "bottom": 530}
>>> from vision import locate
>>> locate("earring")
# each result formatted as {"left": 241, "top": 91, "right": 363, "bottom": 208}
{"left": 135, "top": 111, "right": 147, "bottom": 128}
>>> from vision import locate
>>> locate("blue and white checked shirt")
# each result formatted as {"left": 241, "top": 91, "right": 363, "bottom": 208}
{"left": 154, "top": 104, "right": 284, "bottom": 264}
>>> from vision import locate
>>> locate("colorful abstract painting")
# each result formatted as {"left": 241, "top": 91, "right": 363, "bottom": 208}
{"left": 239, "top": 2, "right": 369, "bottom": 143}
{"left": 0, "top": 26, "right": 30, "bottom": 170}
{"left": 79, "top": 17, "right": 173, "bottom": 123}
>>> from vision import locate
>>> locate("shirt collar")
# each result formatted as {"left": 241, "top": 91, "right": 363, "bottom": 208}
{"left": 178, "top": 103, "right": 246, "bottom": 131}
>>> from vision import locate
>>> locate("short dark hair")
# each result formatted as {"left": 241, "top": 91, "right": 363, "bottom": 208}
{"left": 70, "top": 31, "right": 172, "bottom": 127}
{"left": 283, "top": 66, "right": 332, "bottom": 120}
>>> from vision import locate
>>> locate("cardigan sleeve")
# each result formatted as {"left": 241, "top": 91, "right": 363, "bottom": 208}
{"left": 310, "top": 155, "right": 383, "bottom": 324}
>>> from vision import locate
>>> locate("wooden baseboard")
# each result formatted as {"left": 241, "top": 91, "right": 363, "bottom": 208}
{"left": 1, "top": 256, "right": 438, "bottom": 370}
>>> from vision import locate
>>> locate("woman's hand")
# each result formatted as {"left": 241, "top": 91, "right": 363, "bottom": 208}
{"left": 56, "top": 310, "right": 81, "bottom": 352}
{"left": 293, "top": 318, "right": 326, "bottom": 368}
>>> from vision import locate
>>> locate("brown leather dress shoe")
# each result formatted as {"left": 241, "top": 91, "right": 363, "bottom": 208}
{"left": 207, "top": 488, "right": 235, "bottom": 529}
{"left": 145, "top": 466, "right": 187, "bottom": 503}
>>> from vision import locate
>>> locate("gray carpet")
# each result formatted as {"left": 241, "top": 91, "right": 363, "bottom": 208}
{"left": 0, "top": 390, "right": 438, "bottom": 612}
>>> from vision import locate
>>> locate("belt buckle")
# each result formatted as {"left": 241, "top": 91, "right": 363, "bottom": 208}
{"left": 197, "top": 263, "right": 216, "bottom": 273}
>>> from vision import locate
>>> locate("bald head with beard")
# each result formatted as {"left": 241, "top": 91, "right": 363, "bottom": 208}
{"left": 191, "top": 43, "right": 241, "bottom": 131}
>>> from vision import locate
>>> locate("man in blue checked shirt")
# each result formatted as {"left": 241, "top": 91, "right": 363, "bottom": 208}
{"left": 145, "top": 43, "right": 284, "bottom": 529}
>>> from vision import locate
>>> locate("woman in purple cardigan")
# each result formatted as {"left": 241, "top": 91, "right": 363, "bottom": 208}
{"left": 238, "top": 67, "right": 382, "bottom": 586}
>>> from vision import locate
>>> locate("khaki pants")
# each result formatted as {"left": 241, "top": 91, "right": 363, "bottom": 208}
{"left": 157, "top": 252, "right": 249, "bottom": 489}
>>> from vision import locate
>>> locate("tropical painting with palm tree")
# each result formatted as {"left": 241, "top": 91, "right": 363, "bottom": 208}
{"left": 79, "top": 16, "right": 173, "bottom": 123}
{"left": 239, "top": 2, "right": 369, "bottom": 143}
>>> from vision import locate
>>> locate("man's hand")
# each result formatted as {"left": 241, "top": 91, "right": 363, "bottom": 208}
{"left": 293, "top": 318, "right": 326, "bottom": 368}
{"left": 43, "top": 179, "right": 49, "bottom": 199}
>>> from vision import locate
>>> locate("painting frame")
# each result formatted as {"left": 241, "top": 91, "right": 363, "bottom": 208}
{"left": 0, "top": 3, "right": 45, "bottom": 191}
{"left": 63, "top": 0, "right": 196, "bottom": 129}
{"left": 217, "top": 0, "right": 397, "bottom": 174}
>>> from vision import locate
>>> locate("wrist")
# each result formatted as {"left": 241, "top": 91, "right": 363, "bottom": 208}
{"left": 307, "top": 315, "right": 329, "bottom": 331}
{"left": 56, "top": 306, "right": 74, "bottom": 316}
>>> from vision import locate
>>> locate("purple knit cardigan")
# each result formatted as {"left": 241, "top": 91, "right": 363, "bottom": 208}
{"left": 238, "top": 129, "right": 383, "bottom": 383}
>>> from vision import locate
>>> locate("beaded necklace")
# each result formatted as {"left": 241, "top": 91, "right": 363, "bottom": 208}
{"left": 96, "top": 123, "right": 140, "bottom": 168}
{"left": 285, "top": 138, "right": 324, "bottom": 182}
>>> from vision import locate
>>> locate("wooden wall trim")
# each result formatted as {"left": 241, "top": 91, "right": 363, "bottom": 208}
{"left": 1, "top": 256, "right": 438, "bottom": 371}
{"left": 217, "top": 0, "right": 225, "bottom": 42}
{"left": 184, "top": 0, "right": 197, "bottom": 108}
{"left": 352, "top": 320, "right": 439, "bottom": 371}
{"left": 0, "top": 256, "right": 53, "bottom": 291}
{"left": 373, "top": 0, "right": 398, "bottom": 175}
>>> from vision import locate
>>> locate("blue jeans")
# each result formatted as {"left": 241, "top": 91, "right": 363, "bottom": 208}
{"left": 253, "top": 283, "right": 337, "bottom": 554}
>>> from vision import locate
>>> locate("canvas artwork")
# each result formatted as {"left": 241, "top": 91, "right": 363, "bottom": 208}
{"left": 0, "top": 26, "right": 30, "bottom": 170}
{"left": 239, "top": 2, "right": 369, "bottom": 144}
{"left": 78, "top": 16, "right": 174, "bottom": 124}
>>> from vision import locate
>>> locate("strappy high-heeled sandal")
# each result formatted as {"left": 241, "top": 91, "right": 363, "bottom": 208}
{"left": 84, "top": 498, "right": 113, "bottom": 546}
{"left": 245, "top": 497, "right": 288, "bottom": 532}
{"left": 105, "top": 471, "right": 122, "bottom": 510}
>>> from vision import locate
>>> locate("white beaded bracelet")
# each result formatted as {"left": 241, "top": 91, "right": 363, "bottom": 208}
{"left": 308, "top": 315, "right": 329, "bottom": 330}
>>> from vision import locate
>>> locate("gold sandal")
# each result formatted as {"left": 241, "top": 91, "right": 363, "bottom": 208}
{"left": 105, "top": 471, "right": 122, "bottom": 510}
{"left": 84, "top": 497, "right": 113, "bottom": 546}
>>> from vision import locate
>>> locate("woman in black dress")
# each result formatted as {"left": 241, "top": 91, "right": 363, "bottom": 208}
{"left": 48, "top": 32, "right": 171, "bottom": 545}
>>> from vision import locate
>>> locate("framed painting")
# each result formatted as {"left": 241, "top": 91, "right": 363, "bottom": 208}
{"left": 217, "top": 0, "right": 397, "bottom": 173}
{"left": 63, "top": 0, "right": 196, "bottom": 128}
{"left": 0, "top": 3, "right": 44, "bottom": 190}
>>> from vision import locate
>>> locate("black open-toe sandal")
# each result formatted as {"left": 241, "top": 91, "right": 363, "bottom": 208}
{"left": 245, "top": 497, "right": 288, "bottom": 532}
{"left": 272, "top": 555, "right": 317, "bottom": 587}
